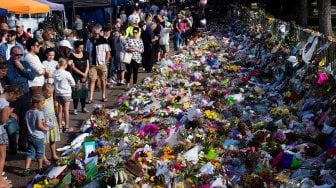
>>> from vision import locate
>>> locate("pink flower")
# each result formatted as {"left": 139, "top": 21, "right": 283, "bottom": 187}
{"left": 317, "top": 72, "right": 328, "bottom": 85}
{"left": 201, "top": 184, "right": 211, "bottom": 188}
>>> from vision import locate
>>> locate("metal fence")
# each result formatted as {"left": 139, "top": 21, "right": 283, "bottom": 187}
{"left": 235, "top": 6, "right": 336, "bottom": 71}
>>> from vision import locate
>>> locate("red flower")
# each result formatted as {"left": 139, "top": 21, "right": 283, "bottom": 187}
{"left": 241, "top": 77, "right": 249, "bottom": 83}
{"left": 173, "top": 162, "right": 182, "bottom": 171}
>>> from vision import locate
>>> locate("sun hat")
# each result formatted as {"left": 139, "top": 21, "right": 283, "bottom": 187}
{"left": 58, "top": 40, "right": 73, "bottom": 50}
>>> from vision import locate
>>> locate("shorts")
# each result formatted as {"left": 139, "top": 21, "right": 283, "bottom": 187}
{"left": 56, "top": 96, "right": 72, "bottom": 103}
{"left": 89, "top": 64, "right": 108, "bottom": 80}
{"left": 27, "top": 135, "right": 44, "bottom": 159}
{"left": 0, "top": 132, "right": 8, "bottom": 145}
{"left": 160, "top": 44, "right": 169, "bottom": 53}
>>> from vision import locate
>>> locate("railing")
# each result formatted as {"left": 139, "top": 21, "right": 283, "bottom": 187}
{"left": 222, "top": 5, "right": 336, "bottom": 73}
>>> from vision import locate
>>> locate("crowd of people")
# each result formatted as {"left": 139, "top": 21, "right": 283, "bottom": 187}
{"left": 0, "top": 1, "right": 203, "bottom": 187}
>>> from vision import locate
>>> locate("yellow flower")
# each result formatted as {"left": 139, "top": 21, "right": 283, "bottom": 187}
{"left": 146, "top": 152, "right": 153, "bottom": 158}
{"left": 183, "top": 102, "right": 190, "bottom": 109}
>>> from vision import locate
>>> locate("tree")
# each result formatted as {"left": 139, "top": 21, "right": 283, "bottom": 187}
{"left": 297, "top": 0, "right": 308, "bottom": 27}
{"left": 317, "top": 0, "right": 333, "bottom": 35}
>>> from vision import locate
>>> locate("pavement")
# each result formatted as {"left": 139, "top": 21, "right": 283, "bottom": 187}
{"left": 6, "top": 70, "right": 152, "bottom": 188}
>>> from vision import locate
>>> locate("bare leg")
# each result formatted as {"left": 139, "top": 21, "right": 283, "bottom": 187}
{"left": 101, "top": 78, "right": 106, "bottom": 99}
{"left": 57, "top": 103, "right": 63, "bottom": 130}
{"left": 121, "top": 70, "right": 125, "bottom": 81}
{"left": 50, "top": 142, "right": 58, "bottom": 160}
{"left": 63, "top": 101, "right": 70, "bottom": 129}
{"left": 0, "top": 144, "right": 6, "bottom": 183}
{"left": 89, "top": 79, "right": 96, "bottom": 101}
{"left": 43, "top": 145, "right": 50, "bottom": 165}
{"left": 25, "top": 158, "right": 32, "bottom": 169}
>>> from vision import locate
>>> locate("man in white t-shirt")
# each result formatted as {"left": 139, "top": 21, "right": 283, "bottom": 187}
{"left": 24, "top": 38, "right": 51, "bottom": 94}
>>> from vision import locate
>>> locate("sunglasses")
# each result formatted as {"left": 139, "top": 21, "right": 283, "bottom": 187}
{"left": 15, "top": 54, "right": 23, "bottom": 57}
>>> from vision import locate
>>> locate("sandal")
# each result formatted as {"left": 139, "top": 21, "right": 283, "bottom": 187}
{"left": 43, "top": 159, "right": 51, "bottom": 166}
{"left": 87, "top": 100, "right": 93, "bottom": 104}
{"left": 64, "top": 127, "right": 75, "bottom": 133}
{"left": 102, "top": 98, "right": 108, "bottom": 102}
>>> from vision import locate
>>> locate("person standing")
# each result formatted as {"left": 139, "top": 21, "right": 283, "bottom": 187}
{"left": 173, "top": 13, "right": 183, "bottom": 51}
{"left": 15, "top": 21, "right": 30, "bottom": 46}
{"left": 25, "top": 38, "right": 50, "bottom": 95}
{"left": 53, "top": 58, "right": 75, "bottom": 133}
{"left": 0, "top": 85, "right": 22, "bottom": 187}
{"left": 6, "top": 46, "right": 36, "bottom": 153}
{"left": 113, "top": 29, "right": 126, "bottom": 85}
{"left": 124, "top": 27, "right": 144, "bottom": 88}
{"left": 0, "top": 30, "right": 24, "bottom": 60}
{"left": 142, "top": 22, "right": 158, "bottom": 73}
{"left": 69, "top": 41, "right": 89, "bottom": 114}
{"left": 22, "top": 94, "right": 48, "bottom": 176}
{"left": 74, "top": 15, "right": 84, "bottom": 40}
{"left": 85, "top": 25, "right": 110, "bottom": 103}
{"left": 103, "top": 25, "right": 116, "bottom": 86}
{"left": 41, "top": 84, "right": 60, "bottom": 165}
{"left": 53, "top": 58, "right": 76, "bottom": 132}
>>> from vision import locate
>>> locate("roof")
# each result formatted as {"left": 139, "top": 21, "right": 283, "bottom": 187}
{"left": 0, "top": 0, "right": 50, "bottom": 14}
{"left": 35, "top": 0, "right": 65, "bottom": 11}
{"left": 50, "top": 0, "right": 110, "bottom": 7}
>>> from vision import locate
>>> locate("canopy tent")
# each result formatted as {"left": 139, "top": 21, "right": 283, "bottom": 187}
{"left": 35, "top": 0, "right": 64, "bottom": 11}
{"left": 0, "top": 8, "right": 7, "bottom": 16}
{"left": 0, "top": 0, "right": 50, "bottom": 14}
{"left": 50, "top": 0, "right": 110, "bottom": 7}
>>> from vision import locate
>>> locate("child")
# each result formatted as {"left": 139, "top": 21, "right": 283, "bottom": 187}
{"left": 42, "top": 83, "right": 60, "bottom": 165}
{"left": 42, "top": 48, "right": 59, "bottom": 115}
{"left": 23, "top": 94, "right": 48, "bottom": 176}
{"left": 53, "top": 58, "right": 75, "bottom": 133}
{"left": 0, "top": 85, "right": 22, "bottom": 187}
{"left": 42, "top": 48, "right": 58, "bottom": 84}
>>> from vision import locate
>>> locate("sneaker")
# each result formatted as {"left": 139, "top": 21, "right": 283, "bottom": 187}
{"left": 73, "top": 109, "right": 78, "bottom": 115}
{"left": 22, "top": 168, "right": 34, "bottom": 176}
{"left": 110, "top": 79, "right": 117, "bottom": 84}
{"left": 82, "top": 108, "right": 89, "bottom": 113}
{"left": 36, "top": 168, "right": 46, "bottom": 175}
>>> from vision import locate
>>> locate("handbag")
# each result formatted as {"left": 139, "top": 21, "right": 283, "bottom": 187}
{"left": 6, "top": 117, "right": 19, "bottom": 135}
{"left": 120, "top": 51, "right": 132, "bottom": 64}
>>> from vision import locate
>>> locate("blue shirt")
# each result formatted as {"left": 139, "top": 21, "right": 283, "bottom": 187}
{"left": 0, "top": 42, "right": 25, "bottom": 60}
{"left": 6, "top": 60, "right": 36, "bottom": 94}
{"left": 25, "top": 109, "right": 45, "bottom": 139}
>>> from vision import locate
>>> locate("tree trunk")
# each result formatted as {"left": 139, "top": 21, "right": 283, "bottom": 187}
{"left": 317, "top": 0, "right": 333, "bottom": 36}
{"left": 297, "top": 0, "right": 308, "bottom": 27}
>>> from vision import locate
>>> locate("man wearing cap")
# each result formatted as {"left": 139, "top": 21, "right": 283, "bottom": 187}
{"left": 85, "top": 25, "right": 110, "bottom": 103}
{"left": 16, "top": 21, "right": 31, "bottom": 46}
{"left": 0, "top": 30, "right": 24, "bottom": 60}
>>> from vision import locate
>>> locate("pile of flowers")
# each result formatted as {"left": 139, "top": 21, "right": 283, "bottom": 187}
{"left": 28, "top": 6, "right": 336, "bottom": 188}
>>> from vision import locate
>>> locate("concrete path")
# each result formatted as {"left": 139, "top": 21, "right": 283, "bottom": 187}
{"left": 6, "top": 70, "right": 152, "bottom": 187}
